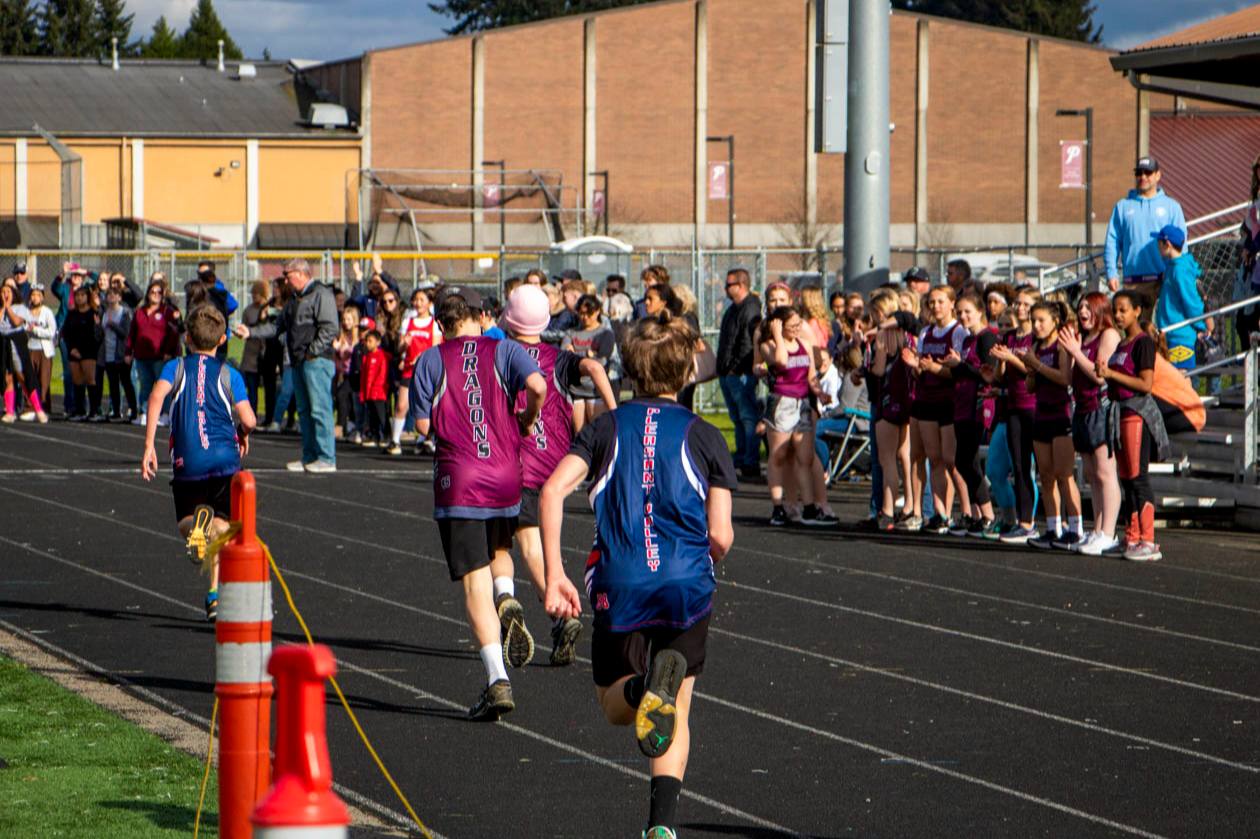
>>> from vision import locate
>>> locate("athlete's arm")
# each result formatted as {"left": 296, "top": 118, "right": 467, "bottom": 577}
{"left": 579, "top": 357, "right": 618, "bottom": 414}
{"left": 540, "top": 453, "right": 587, "bottom": 620}
{"left": 234, "top": 399, "right": 257, "bottom": 456}
{"left": 707, "top": 487, "right": 733, "bottom": 562}
{"left": 519, "top": 371, "right": 546, "bottom": 434}
{"left": 142, "top": 379, "right": 174, "bottom": 481}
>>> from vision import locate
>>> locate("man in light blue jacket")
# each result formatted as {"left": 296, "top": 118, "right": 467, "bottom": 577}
{"left": 1104, "top": 156, "right": 1186, "bottom": 298}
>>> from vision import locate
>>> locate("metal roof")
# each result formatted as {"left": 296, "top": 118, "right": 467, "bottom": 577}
{"left": 1150, "top": 113, "right": 1260, "bottom": 225}
{"left": 1135, "top": 5, "right": 1260, "bottom": 52}
{"left": 0, "top": 58, "right": 354, "bottom": 139}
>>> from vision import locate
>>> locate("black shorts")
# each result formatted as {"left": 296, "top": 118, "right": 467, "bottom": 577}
{"left": 1072, "top": 408, "right": 1108, "bottom": 453}
{"left": 518, "top": 486, "right": 541, "bottom": 529}
{"left": 910, "top": 400, "right": 953, "bottom": 425}
{"left": 1033, "top": 416, "right": 1072, "bottom": 443}
{"left": 171, "top": 475, "right": 233, "bottom": 522}
{"left": 437, "top": 516, "right": 517, "bottom": 581}
{"left": 591, "top": 613, "right": 710, "bottom": 688}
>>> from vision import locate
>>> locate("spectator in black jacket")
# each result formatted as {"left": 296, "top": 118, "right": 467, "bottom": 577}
{"left": 716, "top": 268, "right": 763, "bottom": 479}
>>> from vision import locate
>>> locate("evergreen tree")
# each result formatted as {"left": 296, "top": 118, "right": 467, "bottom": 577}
{"left": 96, "top": 0, "right": 138, "bottom": 56}
{"left": 428, "top": 0, "right": 654, "bottom": 35}
{"left": 141, "top": 14, "right": 179, "bottom": 59}
{"left": 893, "top": 0, "right": 1101, "bottom": 43}
{"left": 0, "top": 0, "right": 39, "bottom": 56}
{"left": 180, "top": 0, "right": 242, "bottom": 61}
{"left": 38, "top": 0, "right": 99, "bottom": 56}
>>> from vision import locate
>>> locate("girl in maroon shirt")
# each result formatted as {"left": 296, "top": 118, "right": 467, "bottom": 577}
{"left": 1059, "top": 292, "right": 1122, "bottom": 556}
{"left": 1018, "top": 300, "right": 1082, "bottom": 550}
{"left": 989, "top": 286, "right": 1041, "bottom": 543}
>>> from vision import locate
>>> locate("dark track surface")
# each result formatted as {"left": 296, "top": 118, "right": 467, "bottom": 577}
{"left": 1, "top": 419, "right": 1258, "bottom": 838}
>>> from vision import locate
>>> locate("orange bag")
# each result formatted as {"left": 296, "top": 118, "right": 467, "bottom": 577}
{"left": 1151, "top": 354, "right": 1206, "bottom": 431}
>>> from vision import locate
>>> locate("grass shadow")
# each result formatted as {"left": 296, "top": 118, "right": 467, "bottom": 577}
{"left": 99, "top": 799, "right": 217, "bottom": 832}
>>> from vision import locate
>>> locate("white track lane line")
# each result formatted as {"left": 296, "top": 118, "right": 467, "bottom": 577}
{"left": 719, "top": 577, "right": 1260, "bottom": 703}
{"left": 0, "top": 530, "right": 1174, "bottom": 839}
{"left": 47, "top": 472, "right": 1260, "bottom": 703}
{"left": 0, "top": 512, "right": 800, "bottom": 837}
{"left": 0, "top": 616, "right": 448, "bottom": 839}
{"left": 724, "top": 546, "right": 1260, "bottom": 653}
{"left": 13, "top": 473, "right": 1259, "bottom": 774}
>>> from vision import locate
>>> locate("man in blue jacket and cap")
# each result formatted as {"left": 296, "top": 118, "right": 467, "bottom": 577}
{"left": 1104, "top": 156, "right": 1186, "bottom": 299}
{"left": 1153, "top": 224, "right": 1205, "bottom": 371}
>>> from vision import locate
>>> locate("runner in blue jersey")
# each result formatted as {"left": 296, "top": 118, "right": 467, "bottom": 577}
{"left": 540, "top": 313, "right": 736, "bottom": 839}
{"left": 141, "top": 305, "right": 256, "bottom": 620}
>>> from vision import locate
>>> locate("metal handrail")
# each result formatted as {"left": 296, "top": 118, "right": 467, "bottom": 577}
{"left": 1186, "top": 201, "right": 1249, "bottom": 228}
{"left": 1160, "top": 290, "right": 1260, "bottom": 335}
{"left": 1045, "top": 224, "right": 1243, "bottom": 296}
{"left": 1184, "top": 349, "right": 1247, "bottom": 378}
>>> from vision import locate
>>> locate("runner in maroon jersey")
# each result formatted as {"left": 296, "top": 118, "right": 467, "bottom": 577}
{"left": 500, "top": 285, "right": 616, "bottom": 665}
{"left": 871, "top": 309, "right": 916, "bottom": 531}
{"left": 410, "top": 289, "right": 547, "bottom": 720}
{"left": 990, "top": 286, "right": 1042, "bottom": 544}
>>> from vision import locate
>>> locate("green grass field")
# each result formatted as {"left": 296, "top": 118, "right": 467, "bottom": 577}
{"left": 0, "top": 656, "right": 218, "bottom": 838}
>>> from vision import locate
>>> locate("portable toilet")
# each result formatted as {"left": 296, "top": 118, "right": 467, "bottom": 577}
{"left": 547, "top": 236, "right": 634, "bottom": 282}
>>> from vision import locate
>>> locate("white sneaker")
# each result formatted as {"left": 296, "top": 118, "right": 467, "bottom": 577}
{"left": 1073, "top": 531, "right": 1099, "bottom": 553}
{"left": 304, "top": 460, "right": 337, "bottom": 474}
{"left": 36, "top": 411, "right": 48, "bottom": 424}
{"left": 18, "top": 411, "right": 35, "bottom": 422}
{"left": 1079, "top": 533, "right": 1118, "bottom": 557}
{"left": 0, "top": 414, "right": 15, "bottom": 424}
{"left": 157, "top": 414, "right": 170, "bottom": 427}
{"left": 286, "top": 460, "right": 307, "bottom": 472}
{"left": 132, "top": 413, "right": 147, "bottom": 426}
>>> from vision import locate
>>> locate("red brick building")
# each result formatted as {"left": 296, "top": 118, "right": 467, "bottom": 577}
{"left": 306, "top": 0, "right": 1143, "bottom": 253}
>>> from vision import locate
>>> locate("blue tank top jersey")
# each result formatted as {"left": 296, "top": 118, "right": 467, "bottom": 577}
{"left": 161, "top": 354, "right": 247, "bottom": 482}
{"left": 576, "top": 400, "right": 734, "bottom": 632}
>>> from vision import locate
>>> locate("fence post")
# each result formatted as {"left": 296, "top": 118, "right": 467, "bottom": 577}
{"left": 1008, "top": 247, "right": 1015, "bottom": 289}
{"left": 756, "top": 248, "right": 767, "bottom": 293}
{"left": 1246, "top": 345, "right": 1257, "bottom": 485}
{"left": 937, "top": 252, "right": 946, "bottom": 282}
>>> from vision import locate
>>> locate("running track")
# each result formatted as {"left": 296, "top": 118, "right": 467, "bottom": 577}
{"left": 0, "top": 421, "right": 1257, "bottom": 838}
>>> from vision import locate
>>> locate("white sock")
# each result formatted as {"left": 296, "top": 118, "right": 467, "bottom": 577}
{"left": 480, "top": 644, "right": 509, "bottom": 684}
{"left": 1046, "top": 515, "right": 1061, "bottom": 537}
{"left": 493, "top": 576, "right": 515, "bottom": 602}
{"left": 1068, "top": 516, "right": 1082, "bottom": 536}
{"left": 390, "top": 417, "right": 405, "bottom": 445}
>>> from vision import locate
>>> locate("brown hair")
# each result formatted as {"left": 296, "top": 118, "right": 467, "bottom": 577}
{"left": 956, "top": 290, "right": 986, "bottom": 318}
{"left": 621, "top": 312, "right": 698, "bottom": 396}
{"left": 1080, "top": 291, "right": 1116, "bottom": 334}
{"left": 503, "top": 277, "right": 523, "bottom": 298}
{"left": 641, "top": 264, "right": 671, "bottom": 287}
{"left": 185, "top": 304, "right": 226, "bottom": 351}
{"left": 562, "top": 278, "right": 587, "bottom": 295}
{"left": 437, "top": 295, "right": 475, "bottom": 333}
{"left": 251, "top": 279, "right": 270, "bottom": 305}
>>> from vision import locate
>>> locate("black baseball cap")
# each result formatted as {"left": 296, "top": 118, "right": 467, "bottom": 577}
{"left": 434, "top": 285, "right": 484, "bottom": 312}
{"left": 559, "top": 269, "right": 583, "bottom": 282}
{"left": 13, "top": 261, "right": 26, "bottom": 274}
{"left": 904, "top": 266, "right": 931, "bottom": 285}
{"left": 1135, "top": 156, "right": 1159, "bottom": 174}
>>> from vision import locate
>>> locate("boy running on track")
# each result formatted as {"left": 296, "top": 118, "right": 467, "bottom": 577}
{"left": 541, "top": 313, "right": 736, "bottom": 839}
{"left": 141, "top": 305, "right": 255, "bottom": 620}
{"left": 409, "top": 288, "right": 547, "bottom": 720}
{"left": 500, "top": 285, "right": 618, "bottom": 665}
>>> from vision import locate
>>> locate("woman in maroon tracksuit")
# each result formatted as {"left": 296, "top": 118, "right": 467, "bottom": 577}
{"left": 988, "top": 285, "right": 1041, "bottom": 543}
{"left": 939, "top": 291, "right": 997, "bottom": 536}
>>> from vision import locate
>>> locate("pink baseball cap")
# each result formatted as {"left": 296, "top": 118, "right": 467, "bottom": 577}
{"left": 502, "top": 285, "right": 551, "bottom": 336}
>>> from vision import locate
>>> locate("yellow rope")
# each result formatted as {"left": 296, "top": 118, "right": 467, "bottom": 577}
{"left": 258, "top": 537, "right": 435, "bottom": 839}
{"left": 192, "top": 697, "right": 219, "bottom": 839}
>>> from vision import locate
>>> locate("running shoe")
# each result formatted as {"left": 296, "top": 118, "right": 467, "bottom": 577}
{"left": 286, "top": 460, "right": 307, "bottom": 472}
{"left": 360, "top": 439, "right": 378, "bottom": 448}
{"left": 1, "top": 413, "right": 17, "bottom": 423}
{"left": 204, "top": 590, "right": 218, "bottom": 622}
{"left": 68, "top": 413, "right": 87, "bottom": 422}
{"left": 88, "top": 414, "right": 107, "bottom": 423}
{"left": 467, "top": 678, "right": 514, "bottom": 721}
{"left": 186, "top": 504, "right": 216, "bottom": 565}
{"left": 875, "top": 513, "right": 896, "bottom": 531}
{"left": 768, "top": 507, "right": 789, "bottom": 527}
{"left": 1078, "top": 533, "right": 1119, "bottom": 557}
{"left": 1073, "top": 531, "right": 1099, "bottom": 553}
{"left": 1124, "top": 541, "right": 1162, "bottom": 562}
{"left": 351, "top": 432, "right": 363, "bottom": 445}
{"left": 923, "top": 515, "right": 950, "bottom": 535}
{"left": 132, "top": 413, "right": 147, "bottom": 426}
{"left": 948, "top": 516, "right": 972, "bottom": 537}
{"left": 1051, "top": 531, "right": 1081, "bottom": 551}
{"left": 981, "top": 519, "right": 1004, "bottom": 540}
{"left": 1027, "top": 532, "right": 1056, "bottom": 550}
{"left": 385, "top": 444, "right": 403, "bottom": 456}
{"left": 636, "top": 649, "right": 687, "bottom": 759}
{"left": 304, "top": 461, "right": 337, "bottom": 474}
{"left": 799, "top": 505, "right": 837, "bottom": 527}
{"left": 36, "top": 411, "right": 48, "bottom": 424}
{"left": 999, "top": 525, "right": 1038, "bottom": 545}
{"left": 854, "top": 516, "right": 880, "bottom": 531}
{"left": 157, "top": 414, "right": 170, "bottom": 427}
{"left": 895, "top": 514, "right": 922, "bottom": 532}
{"left": 785, "top": 504, "right": 802, "bottom": 524}
{"left": 496, "top": 594, "right": 535, "bottom": 668}
{"left": 265, "top": 422, "right": 284, "bottom": 434}
{"left": 642, "top": 828, "right": 677, "bottom": 839}
{"left": 18, "top": 411, "right": 35, "bottom": 422}
{"left": 549, "top": 616, "right": 583, "bottom": 666}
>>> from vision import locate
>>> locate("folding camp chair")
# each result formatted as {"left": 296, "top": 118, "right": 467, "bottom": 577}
{"left": 822, "top": 408, "right": 872, "bottom": 485}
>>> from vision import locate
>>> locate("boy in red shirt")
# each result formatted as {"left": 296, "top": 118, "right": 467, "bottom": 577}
{"left": 358, "top": 329, "right": 391, "bottom": 445}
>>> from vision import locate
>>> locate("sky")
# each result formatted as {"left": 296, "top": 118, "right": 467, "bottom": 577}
{"left": 119, "top": 0, "right": 1257, "bottom": 62}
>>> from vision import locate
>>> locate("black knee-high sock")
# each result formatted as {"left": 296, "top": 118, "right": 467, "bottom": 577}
{"left": 73, "top": 384, "right": 86, "bottom": 415}
{"left": 649, "top": 775, "right": 683, "bottom": 831}
{"left": 623, "top": 674, "right": 646, "bottom": 709}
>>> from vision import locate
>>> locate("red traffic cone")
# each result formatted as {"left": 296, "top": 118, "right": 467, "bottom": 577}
{"left": 251, "top": 644, "right": 349, "bottom": 838}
